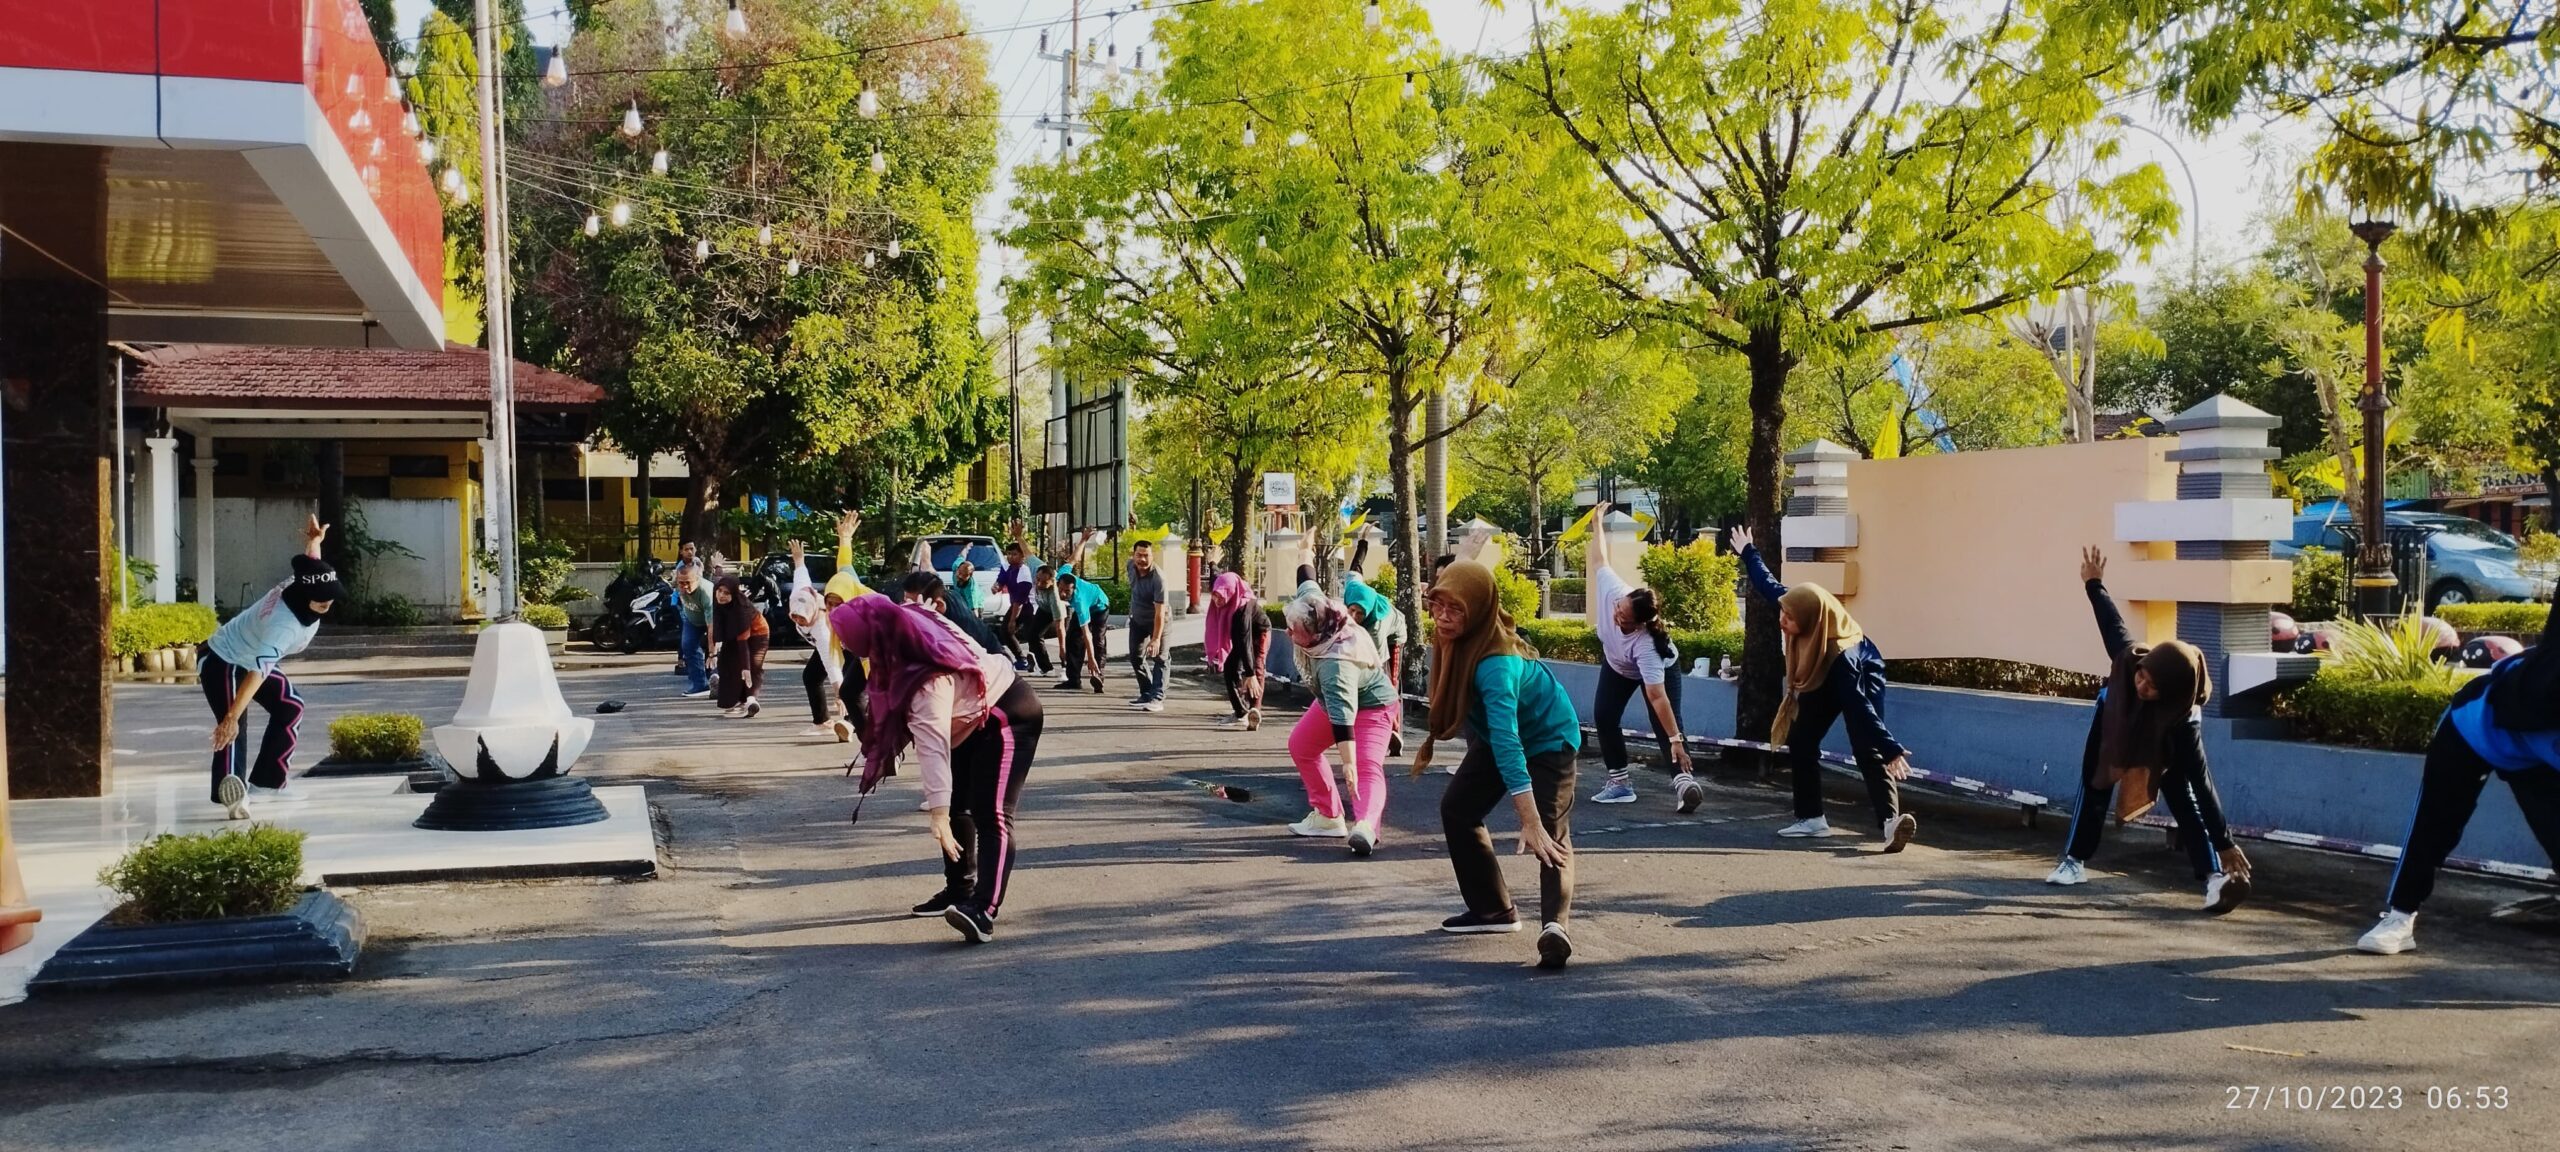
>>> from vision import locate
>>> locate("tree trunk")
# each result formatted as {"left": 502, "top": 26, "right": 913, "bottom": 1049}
{"left": 1225, "top": 464, "right": 1254, "bottom": 577}
{"left": 2545, "top": 467, "right": 2560, "bottom": 533}
{"left": 1423, "top": 385, "right": 1449, "bottom": 557}
{"left": 1526, "top": 478, "right": 1546, "bottom": 578}
{"left": 1738, "top": 324, "right": 1793, "bottom": 742}
{"left": 681, "top": 467, "right": 722, "bottom": 558}
{"left": 1386, "top": 365, "right": 1421, "bottom": 676}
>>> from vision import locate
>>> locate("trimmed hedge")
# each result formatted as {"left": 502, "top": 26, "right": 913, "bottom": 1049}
{"left": 2276, "top": 669, "right": 2459, "bottom": 753}
{"left": 1637, "top": 539, "right": 1742, "bottom": 632}
{"left": 98, "top": 826, "right": 307, "bottom": 924}
{"left": 2286, "top": 545, "right": 2346, "bottom": 622}
{"left": 1515, "top": 618, "right": 1743, "bottom": 669}
{"left": 521, "top": 602, "right": 571, "bottom": 630}
{"left": 1548, "top": 577, "right": 1586, "bottom": 599}
{"left": 108, "top": 602, "right": 219, "bottom": 658}
{"left": 2437, "top": 601, "right": 2549, "bottom": 635}
{"left": 1888, "top": 659, "right": 2102, "bottom": 700}
{"left": 328, "top": 712, "right": 425, "bottom": 762}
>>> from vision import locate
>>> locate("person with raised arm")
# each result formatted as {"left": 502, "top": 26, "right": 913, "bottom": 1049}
{"left": 201, "top": 514, "right": 341, "bottom": 820}
{"left": 1412, "top": 529, "right": 1585, "bottom": 969}
{"left": 1583, "top": 503, "right": 1699, "bottom": 812}
{"left": 1728, "top": 525, "right": 1917, "bottom": 852}
{"left": 1054, "top": 528, "right": 1111, "bottom": 694}
{"left": 2049, "top": 547, "right": 2251, "bottom": 914}
{"left": 788, "top": 511, "right": 871, "bottom": 742}
{"left": 2357, "top": 590, "right": 2560, "bottom": 954}
{"left": 996, "top": 521, "right": 1045, "bottom": 672}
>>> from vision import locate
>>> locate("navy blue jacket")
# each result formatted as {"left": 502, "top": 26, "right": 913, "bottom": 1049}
{"left": 1740, "top": 545, "right": 1907, "bottom": 760}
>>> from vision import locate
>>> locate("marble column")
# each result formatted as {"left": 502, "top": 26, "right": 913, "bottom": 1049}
{"left": 192, "top": 447, "right": 218, "bottom": 607}
{"left": 1, "top": 143, "right": 112, "bottom": 798}
{"left": 144, "top": 436, "right": 179, "bottom": 602}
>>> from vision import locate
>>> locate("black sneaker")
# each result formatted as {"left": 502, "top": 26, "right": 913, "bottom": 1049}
{"left": 1440, "top": 908, "right": 1522, "bottom": 935}
{"left": 1536, "top": 922, "right": 1573, "bottom": 970}
{"left": 911, "top": 889, "right": 969, "bottom": 918}
{"left": 1053, "top": 679, "right": 1078, "bottom": 691}
{"left": 1090, "top": 676, "right": 1106, "bottom": 694}
{"left": 944, "top": 904, "right": 996, "bottom": 943}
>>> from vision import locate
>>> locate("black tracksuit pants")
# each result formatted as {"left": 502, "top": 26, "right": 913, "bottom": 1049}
{"left": 1442, "top": 742, "right": 1576, "bottom": 925}
{"left": 943, "top": 679, "right": 1045, "bottom": 917}
{"left": 2388, "top": 717, "right": 2560, "bottom": 912}
{"left": 1595, "top": 664, "right": 1682, "bottom": 782}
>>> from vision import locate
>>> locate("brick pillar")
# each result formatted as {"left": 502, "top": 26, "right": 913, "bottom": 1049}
{"left": 2, "top": 143, "right": 113, "bottom": 798}
{"left": 1780, "top": 439, "right": 1860, "bottom": 595}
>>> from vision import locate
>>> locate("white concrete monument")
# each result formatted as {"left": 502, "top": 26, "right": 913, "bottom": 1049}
{"left": 417, "top": 622, "right": 606, "bottom": 830}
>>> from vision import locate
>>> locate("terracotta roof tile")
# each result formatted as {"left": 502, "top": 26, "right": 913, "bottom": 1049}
{"left": 128, "top": 342, "right": 601, "bottom": 411}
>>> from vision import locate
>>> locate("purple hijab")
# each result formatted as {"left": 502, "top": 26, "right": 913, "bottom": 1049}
{"left": 829, "top": 593, "right": 986, "bottom": 793}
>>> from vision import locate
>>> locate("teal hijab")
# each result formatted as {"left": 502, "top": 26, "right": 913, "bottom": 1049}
{"left": 1342, "top": 576, "right": 1393, "bottom": 631}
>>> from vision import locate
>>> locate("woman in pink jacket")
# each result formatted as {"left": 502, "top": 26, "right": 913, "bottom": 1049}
{"left": 832, "top": 593, "right": 1045, "bottom": 944}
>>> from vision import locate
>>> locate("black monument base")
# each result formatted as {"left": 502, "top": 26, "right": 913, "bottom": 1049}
{"left": 30, "top": 891, "right": 362, "bottom": 992}
{"left": 413, "top": 774, "right": 610, "bottom": 831}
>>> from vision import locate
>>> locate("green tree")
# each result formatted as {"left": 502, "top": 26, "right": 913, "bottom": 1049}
{"left": 1456, "top": 331, "right": 1692, "bottom": 569}
{"left": 1512, "top": 0, "right": 2173, "bottom": 737}
{"left": 512, "top": 0, "right": 999, "bottom": 548}
{"left": 1790, "top": 325, "right": 2066, "bottom": 459}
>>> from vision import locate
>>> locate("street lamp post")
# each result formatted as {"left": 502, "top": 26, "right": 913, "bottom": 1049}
{"left": 2350, "top": 219, "right": 2398, "bottom": 620}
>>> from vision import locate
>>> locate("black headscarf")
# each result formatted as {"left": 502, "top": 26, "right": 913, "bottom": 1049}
{"left": 713, "top": 574, "right": 755, "bottom": 641}
{"left": 281, "top": 554, "right": 343, "bottom": 626}
{"left": 2486, "top": 598, "right": 2560, "bottom": 731}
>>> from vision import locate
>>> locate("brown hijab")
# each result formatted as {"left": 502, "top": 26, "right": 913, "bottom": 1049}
{"left": 1421, "top": 561, "right": 1533, "bottom": 746}
{"left": 2095, "top": 640, "right": 2211, "bottom": 817}
{"left": 1771, "top": 583, "right": 1861, "bottom": 740}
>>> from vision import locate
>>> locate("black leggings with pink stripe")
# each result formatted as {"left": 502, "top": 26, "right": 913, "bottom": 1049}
{"left": 199, "top": 650, "right": 304, "bottom": 802}
{"left": 944, "top": 678, "right": 1045, "bottom": 918}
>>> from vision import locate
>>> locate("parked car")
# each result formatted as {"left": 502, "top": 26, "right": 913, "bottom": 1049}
{"left": 2276, "top": 507, "right": 2553, "bottom": 609}
{"left": 898, "top": 535, "right": 1005, "bottom": 617}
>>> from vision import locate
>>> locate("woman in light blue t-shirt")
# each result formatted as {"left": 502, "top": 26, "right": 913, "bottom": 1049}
{"left": 200, "top": 515, "right": 340, "bottom": 820}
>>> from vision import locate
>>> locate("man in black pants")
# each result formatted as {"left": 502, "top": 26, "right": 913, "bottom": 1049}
{"left": 1124, "top": 540, "right": 1169, "bottom": 712}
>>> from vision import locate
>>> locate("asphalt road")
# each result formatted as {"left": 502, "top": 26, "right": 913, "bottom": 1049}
{"left": 3, "top": 660, "right": 2555, "bottom": 1152}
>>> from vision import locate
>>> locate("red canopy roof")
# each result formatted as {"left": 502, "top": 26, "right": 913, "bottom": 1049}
{"left": 130, "top": 343, "right": 602, "bottom": 412}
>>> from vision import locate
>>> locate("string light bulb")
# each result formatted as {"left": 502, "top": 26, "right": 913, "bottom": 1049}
{"left": 858, "top": 85, "right": 879, "bottom": 119}
{"left": 864, "top": 249, "right": 876, "bottom": 269}
{"left": 936, "top": 275, "right": 947, "bottom": 292}
{"left": 453, "top": 179, "right": 469, "bottom": 204}
{"left": 441, "top": 165, "right": 463, "bottom": 194}
{"left": 349, "top": 107, "right": 370, "bottom": 133}
{"left": 785, "top": 257, "right": 800, "bottom": 277}
{"left": 1366, "top": 0, "right": 1382, "bottom": 29}
{"left": 1287, "top": 130, "right": 1308, "bottom": 147}
{"left": 585, "top": 213, "right": 601, "bottom": 236}
{"left": 1241, "top": 123, "right": 1256, "bottom": 146}
{"left": 369, "top": 137, "right": 384, "bottom": 159}
{"left": 888, "top": 238, "right": 901, "bottom": 258}
{"left": 544, "top": 47, "right": 568, "bottom": 88}
{"left": 401, "top": 107, "right": 420, "bottom": 136}
{"left": 621, "top": 100, "right": 643, "bottom": 138}
{"left": 1403, "top": 72, "right": 1415, "bottom": 99}
{"left": 609, "top": 200, "right": 631, "bottom": 227}
{"left": 420, "top": 138, "right": 438, "bottom": 163}
{"left": 651, "top": 148, "right": 670, "bottom": 175}
{"left": 695, "top": 238, "right": 711, "bottom": 260}
{"left": 870, "top": 146, "right": 886, "bottom": 175}
{"left": 725, "top": 0, "right": 748, "bottom": 38}
{"left": 757, "top": 223, "right": 773, "bottom": 246}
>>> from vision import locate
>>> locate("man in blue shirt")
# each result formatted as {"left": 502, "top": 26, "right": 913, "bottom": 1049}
{"left": 201, "top": 514, "right": 341, "bottom": 820}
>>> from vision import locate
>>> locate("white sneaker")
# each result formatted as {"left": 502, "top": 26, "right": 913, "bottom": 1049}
{"left": 681, "top": 688, "right": 711, "bottom": 699}
{"left": 216, "top": 775, "right": 250, "bottom": 821}
{"left": 2357, "top": 909, "right": 2418, "bottom": 955}
{"left": 803, "top": 723, "right": 838, "bottom": 739}
{"left": 1672, "top": 772, "right": 1706, "bottom": 815}
{"left": 832, "top": 720, "right": 854, "bottom": 744}
{"left": 2203, "top": 872, "right": 2245, "bottom": 914}
{"left": 1880, "top": 813, "right": 1918, "bottom": 853}
{"left": 248, "top": 783, "right": 309, "bottom": 805}
{"left": 1244, "top": 707, "right": 1262, "bottom": 731}
{"left": 2045, "top": 858, "right": 2087, "bottom": 886}
{"left": 1288, "top": 811, "right": 1348, "bottom": 838}
{"left": 1142, "top": 701, "right": 1164, "bottom": 713}
{"left": 1777, "top": 816, "right": 1832, "bottom": 838}
{"left": 1215, "top": 714, "right": 1246, "bottom": 730}
{"left": 1348, "top": 821, "right": 1379, "bottom": 856}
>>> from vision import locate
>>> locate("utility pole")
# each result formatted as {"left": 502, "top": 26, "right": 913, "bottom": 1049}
{"left": 474, "top": 0, "right": 520, "bottom": 618}
{"left": 1008, "top": 326, "right": 1023, "bottom": 521}
{"left": 2350, "top": 218, "right": 2399, "bottom": 619}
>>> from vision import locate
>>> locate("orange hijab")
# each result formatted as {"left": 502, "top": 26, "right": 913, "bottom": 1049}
{"left": 1421, "top": 561, "right": 1532, "bottom": 745}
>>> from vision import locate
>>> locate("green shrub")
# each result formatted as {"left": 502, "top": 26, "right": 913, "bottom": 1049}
{"left": 108, "top": 602, "right": 219, "bottom": 657}
{"left": 2437, "top": 602, "right": 2549, "bottom": 634}
{"left": 1368, "top": 562, "right": 1398, "bottom": 600}
{"left": 345, "top": 593, "right": 424, "bottom": 627}
{"left": 1549, "top": 577, "right": 1587, "bottom": 600}
{"left": 1888, "top": 658, "right": 2103, "bottom": 699}
{"left": 1491, "top": 565, "right": 1540, "bottom": 624}
{"left": 1638, "top": 539, "right": 1741, "bottom": 632}
{"left": 2287, "top": 545, "right": 2346, "bottom": 622}
{"left": 1081, "top": 575, "right": 1132, "bottom": 615}
{"left": 2276, "top": 669, "right": 2460, "bottom": 752}
{"left": 98, "top": 826, "right": 307, "bottom": 924}
{"left": 2325, "top": 611, "right": 2465, "bottom": 687}
{"left": 328, "top": 712, "right": 426, "bottom": 762}
{"left": 521, "top": 602, "right": 571, "bottom": 630}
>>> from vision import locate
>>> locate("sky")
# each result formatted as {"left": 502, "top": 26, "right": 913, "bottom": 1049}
{"left": 395, "top": 0, "right": 2313, "bottom": 333}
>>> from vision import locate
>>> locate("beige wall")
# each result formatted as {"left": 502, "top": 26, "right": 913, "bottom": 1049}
{"left": 1827, "top": 438, "right": 2179, "bottom": 678}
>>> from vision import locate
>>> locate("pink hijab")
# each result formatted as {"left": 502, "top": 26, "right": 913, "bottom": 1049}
{"left": 828, "top": 593, "right": 987, "bottom": 793}
{"left": 1202, "top": 570, "right": 1251, "bottom": 666}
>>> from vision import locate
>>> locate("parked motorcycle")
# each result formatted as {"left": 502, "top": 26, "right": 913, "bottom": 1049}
{"left": 600, "top": 559, "right": 684, "bottom": 654}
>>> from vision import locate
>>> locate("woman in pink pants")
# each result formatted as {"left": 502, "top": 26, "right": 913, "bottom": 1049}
{"left": 1283, "top": 590, "right": 1397, "bottom": 856}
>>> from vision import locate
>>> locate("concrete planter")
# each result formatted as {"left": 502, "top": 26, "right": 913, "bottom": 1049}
{"left": 29, "top": 891, "right": 363, "bottom": 993}
{"left": 542, "top": 627, "right": 568, "bottom": 656}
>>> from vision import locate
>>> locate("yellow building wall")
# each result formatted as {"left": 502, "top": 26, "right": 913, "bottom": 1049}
{"left": 1832, "top": 437, "right": 2181, "bottom": 678}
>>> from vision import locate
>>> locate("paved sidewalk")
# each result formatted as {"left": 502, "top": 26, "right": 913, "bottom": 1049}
{"left": 0, "top": 658, "right": 2554, "bottom": 1151}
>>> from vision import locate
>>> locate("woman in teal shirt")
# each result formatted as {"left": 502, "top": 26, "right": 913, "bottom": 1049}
{"left": 1410, "top": 560, "right": 1582, "bottom": 969}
